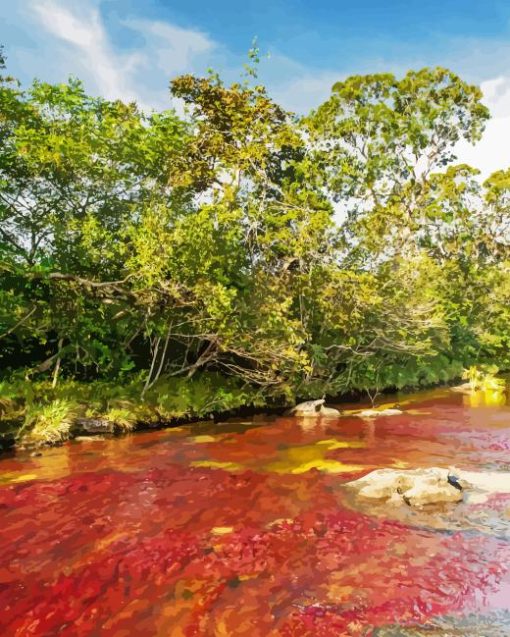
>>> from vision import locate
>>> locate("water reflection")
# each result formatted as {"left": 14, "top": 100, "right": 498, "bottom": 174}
{"left": 463, "top": 388, "right": 507, "bottom": 408}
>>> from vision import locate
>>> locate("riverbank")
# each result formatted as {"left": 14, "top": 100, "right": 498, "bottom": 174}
{"left": 0, "top": 373, "right": 275, "bottom": 453}
{"left": 3, "top": 367, "right": 504, "bottom": 453}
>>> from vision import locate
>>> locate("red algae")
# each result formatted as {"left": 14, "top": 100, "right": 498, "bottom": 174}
{"left": 1, "top": 388, "right": 510, "bottom": 636}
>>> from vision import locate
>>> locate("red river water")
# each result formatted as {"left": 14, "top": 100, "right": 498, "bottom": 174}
{"left": 1, "top": 387, "right": 510, "bottom": 636}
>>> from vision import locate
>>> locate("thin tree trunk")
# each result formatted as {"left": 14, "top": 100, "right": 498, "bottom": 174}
{"left": 52, "top": 338, "right": 64, "bottom": 388}
{"left": 142, "top": 336, "right": 161, "bottom": 398}
{"left": 151, "top": 326, "right": 172, "bottom": 387}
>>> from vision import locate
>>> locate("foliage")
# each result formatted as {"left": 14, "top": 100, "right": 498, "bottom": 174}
{"left": 0, "top": 373, "right": 268, "bottom": 444}
{"left": 462, "top": 365, "right": 506, "bottom": 392}
{"left": 0, "top": 48, "right": 509, "bottom": 446}
{"left": 22, "top": 399, "right": 77, "bottom": 445}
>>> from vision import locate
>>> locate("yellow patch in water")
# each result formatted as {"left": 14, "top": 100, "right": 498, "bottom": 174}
{"left": 376, "top": 400, "right": 406, "bottom": 410}
{"left": 0, "top": 472, "right": 38, "bottom": 484}
{"left": 264, "top": 442, "right": 365, "bottom": 474}
{"left": 211, "top": 526, "right": 234, "bottom": 535}
{"left": 290, "top": 460, "right": 364, "bottom": 474}
{"left": 326, "top": 583, "right": 355, "bottom": 602}
{"left": 316, "top": 439, "right": 365, "bottom": 450}
{"left": 464, "top": 389, "right": 507, "bottom": 408}
{"left": 191, "top": 460, "right": 244, "bottom": 471}
{"left": 391, "top": 459, "right": 410, "bottom": 469}
{"left": 263, "top": 438, "right": 365, "bottom": 473}
{"left": 377, "top": 393, "right": 434, "bottom": 409}
{"left": 189, "top": 435, "right": 216, "bottom": 443}
{"left": 94, "top": 530, "right": 131, "bottom": 553}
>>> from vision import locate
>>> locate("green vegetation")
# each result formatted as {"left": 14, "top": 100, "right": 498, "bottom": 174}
{"left": 0, "top": 373, "right": 266, "bottom": 445}
{"left": 462, "top": 365, "right": 506, "bottom": 393}
{"left": 0, "top": 373, "right": 267, "bottom": 448}
{"left": 1, "top": 45, "right": 509, "bottom": 445}
{"left": 21, "top": 399, "right": 77, "bottom": 445}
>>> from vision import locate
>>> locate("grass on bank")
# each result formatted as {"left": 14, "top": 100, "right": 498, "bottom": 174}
{"left": 0, "top": 363, "right": 506, "bottom": 448}
{"left": 21, "top": 399, "right": 78, "bottom": 445}
{"left": 0, "top": 372, "right": 268, "bottom": 447}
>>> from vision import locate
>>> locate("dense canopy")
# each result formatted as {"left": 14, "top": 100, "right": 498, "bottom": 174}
{"left": 1, "top": 46, "right": 509, "bottom": 435}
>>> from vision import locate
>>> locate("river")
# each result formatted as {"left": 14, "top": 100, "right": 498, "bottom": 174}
{"left": 1, "top": 386, "right": 510, "bottom": 636}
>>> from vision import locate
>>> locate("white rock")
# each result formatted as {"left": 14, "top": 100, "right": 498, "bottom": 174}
{"left": 450, "top": 383, "right": 473, "bottom": 394}
{"left": 318, "top": 406, "right": 341, "bottom": 418}
{"left": 404, "top": 477, "right": 463, "bottom": 507}
{"left": 290, "top": 399, "right": 325, "bottom": 416}
{"left": 356, "top": 408, "right": 403, "bottom": 418}
{"left": 452, "top": 468, "right": 510, "bottom": 503}
{"left": 290, "top": 400, "right": 340, "bottom": 417}
{"left": 346, "top": 467, "right": 463, "bottom": 508}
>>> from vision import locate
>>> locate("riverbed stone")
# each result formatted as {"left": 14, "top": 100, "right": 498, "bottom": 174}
{"left": 346, "top": 468, "right": 464, "bottom": 508}
{"left": 452, "top": 469, "right": 510, "bottom": 503}
{"left": 450, "top": 382, "right": 473, "bottom": 394}
{"left": 356, "top": 408, "right": 403, "bottom": 418}
{"left": 319, "top": 406, "right": 342, "bottom": 417}
{"left": 289, "top": 399, "right": 341, "bottom": 417}
{"left": 74, "top": 435, "right": 106, "bottom": 442}
{"left": 289, "top": 399, "right": 325, "bottom": 416}
{"left": 374, "top": 610, "right": 510, "bottom": 636}
{"left": 74, "top": 417, "right": 114, "bottom": 434}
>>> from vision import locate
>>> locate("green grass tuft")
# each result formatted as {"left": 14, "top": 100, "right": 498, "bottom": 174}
{"left": 22, "top": 399, "right": 78, "bottom": 445}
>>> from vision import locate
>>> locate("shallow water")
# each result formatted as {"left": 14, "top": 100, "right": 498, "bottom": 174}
{"left": 1, "top": 387, "right": 510, "bottom": 636}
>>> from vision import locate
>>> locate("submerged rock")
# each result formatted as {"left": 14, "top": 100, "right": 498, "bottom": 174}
{"left": 450, "top": 382, "right": 473, "bottom": 394}
{"left": 454, "top": 469, "right": 510, "bottom": 503}
{"left": 356, "top": 408, "right": 403, "bottom": 418}
{"left": 289, "top": 399, "right": 341, "bottom": 418}
{"left": 289, "top": 399, "right": 324, "bottom": 416}
{"left": 346, "top": 468, "right": 464, "bottom": 508}
{"left": 319, "top": 406, "right": 342, "bottom": 417}
{"left": 374, "top": 610, "right": 510, "bottom": 636}
{"left": 74, "top": 435, "right": 106, "bottom": 442}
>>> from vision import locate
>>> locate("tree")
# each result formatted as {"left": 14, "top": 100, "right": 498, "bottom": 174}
{"left": 306, "top": 67, "right": 489, "bottom": 262}
{"left": 0, "top": 53, "right": 509, "bottom": 403}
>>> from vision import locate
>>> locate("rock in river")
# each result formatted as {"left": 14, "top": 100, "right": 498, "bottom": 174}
{"left": 74, "top": 417, "right": 115, "bottom": 435}
{"left": 356, "top": 408, "right": 403, "bottom": 418}
{"left": 289, "top": 399, "right": 341, "bottom": 418}
{"left": 346, "top": 467, "right": 464, "bottom": 508}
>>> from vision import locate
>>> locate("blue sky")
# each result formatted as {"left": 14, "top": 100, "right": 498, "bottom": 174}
{"left": 2, "top": 0, "right": 510, "bottom": 174}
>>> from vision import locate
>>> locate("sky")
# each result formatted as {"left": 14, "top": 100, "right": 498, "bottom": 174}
{"left": 2, "top": 0, "right": 510, "bottom": 176}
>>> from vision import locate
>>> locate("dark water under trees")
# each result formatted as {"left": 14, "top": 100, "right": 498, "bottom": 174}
{"left": 2, "top": 387, "right": 510, "bottom": 636}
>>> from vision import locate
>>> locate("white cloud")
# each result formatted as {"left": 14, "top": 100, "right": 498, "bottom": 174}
{"left": 31, "top": 0, "right": 143, "bottom": 105}
{"left": 21, "top": 3, "right": 339, "bottom": 116}
{"left": 270, "top": 70, "right": 339, "bottom": 114}
{"left": 16, "top": 0, "right": 217, "bottom": 111}
{"left": 454, "top": 75, "right": 510, "bottom": 178}
{"left": 125, "top": 19, "right": 215, "bottom": 75}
